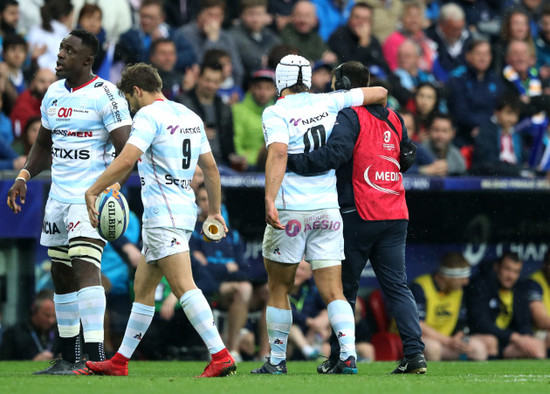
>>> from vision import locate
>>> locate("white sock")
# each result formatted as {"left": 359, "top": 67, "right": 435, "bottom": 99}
{"left": 78, "top": 285, "right": 106, "bottom": 343}
{"left": 327, "top": 300, "right": 357, "bottom": 360}
{"left": 54, "top": 292, "right": 80, "bottom": 338}
{"left": 266, "top": 306, "right": 292, "bottom": 365}
{"left": 118, "top": 302, "right": 155, "bottom": 359}
{"left": 180, "top": 289, "right": 225, "bottom": 354}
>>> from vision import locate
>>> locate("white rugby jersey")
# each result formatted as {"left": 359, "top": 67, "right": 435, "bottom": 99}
{"left": 262, "top": 89, "right": 364, "bottom": 210}
{"left": 127, "top": 99, "right": 211, "bottom": 230}
{"left": 41, "top": 76, "right": 132, "bottom": 204}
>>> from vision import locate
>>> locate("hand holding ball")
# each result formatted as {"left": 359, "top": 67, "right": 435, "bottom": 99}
{"left": 95, "top": 188, "right": 130, "bottom": 241}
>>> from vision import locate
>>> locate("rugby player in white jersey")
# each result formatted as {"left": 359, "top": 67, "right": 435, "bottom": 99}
{"left": 6, "top": 29, "right": 132, "bottom": 374}
{"left": 251, "top": 55, "right": 387, "bottom": 374}
{"left": 83, "top": 63, "right": 236, "bottom": 377}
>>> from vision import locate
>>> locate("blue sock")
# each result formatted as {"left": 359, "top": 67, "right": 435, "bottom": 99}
{"left": 327, "top": 300, "right": 357, "bottom": 361}
{"left": 266, "top": 306, "right": 292, "bottom": 365}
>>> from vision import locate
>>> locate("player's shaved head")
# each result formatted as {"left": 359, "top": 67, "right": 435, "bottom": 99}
{"left": 69, "top": 28, "right": 99, "bottom": 57}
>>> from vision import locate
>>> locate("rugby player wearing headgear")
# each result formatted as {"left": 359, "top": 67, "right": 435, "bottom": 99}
{"left": 253, "top": 54, "right": 387, "bottom": 374}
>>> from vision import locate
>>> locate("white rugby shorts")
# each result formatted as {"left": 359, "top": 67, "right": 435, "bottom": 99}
{"left": 40, "top": 197, "right": 105, "bottom": 247}
{"left": 142, "top": 227, "right": 191, "bottom": 263}
{"left": 262, "top": 208, "right": 344, "bottom": 264}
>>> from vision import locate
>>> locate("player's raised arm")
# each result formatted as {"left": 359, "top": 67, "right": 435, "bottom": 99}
{"left": 264, "top": 141, "right": 287, "bottom": 230}
{"left": 84, "top": 144, "right": 143, "bottom": 227}
{"left": 360, "top": 86, "right": 388, "bottom": 106}
{"left": 6, "top": 125, "right": 52, "bottom": 214}
{"left": 197, "top": 151, "right": 228, "bottom": 235}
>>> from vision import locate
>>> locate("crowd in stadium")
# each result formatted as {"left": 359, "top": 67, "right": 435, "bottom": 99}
{"left": 1, "top": 0, "right": 550, "bottom": 366}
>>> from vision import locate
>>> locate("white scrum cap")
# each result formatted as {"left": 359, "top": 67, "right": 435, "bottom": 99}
{"left": 275, "top": 54, "right": 312, "bottom": 94}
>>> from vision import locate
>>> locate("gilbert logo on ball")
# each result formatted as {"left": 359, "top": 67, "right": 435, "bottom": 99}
{"left": 95, "top": 188, "right": 130, "bottom": 241}
{"left": 202, "top": 218, "right": 224, "bottom": 242}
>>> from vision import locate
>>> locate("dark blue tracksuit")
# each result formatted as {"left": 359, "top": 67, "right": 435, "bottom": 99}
{"left": 286, "top": 105, "right": 424, "bottom": 360}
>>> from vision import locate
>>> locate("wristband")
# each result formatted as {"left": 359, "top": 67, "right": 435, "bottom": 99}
{"left": 17, "top": 169, "right": 30, "bottom": 182}
{"left": 16, "top": 177, "right": 27, "bottom": 183}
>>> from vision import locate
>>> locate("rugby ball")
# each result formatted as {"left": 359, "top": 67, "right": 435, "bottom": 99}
{"left": 95, "top": 188, "right": 129, "bottom": 242}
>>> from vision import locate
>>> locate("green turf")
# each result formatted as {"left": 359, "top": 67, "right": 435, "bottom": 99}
{"left": 1, "top": 360, "right": 549, "bottom": 394}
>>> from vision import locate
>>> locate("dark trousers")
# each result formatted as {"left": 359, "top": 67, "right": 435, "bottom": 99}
{"left": 329, "top": 211, "right": 424, "bottom": 359}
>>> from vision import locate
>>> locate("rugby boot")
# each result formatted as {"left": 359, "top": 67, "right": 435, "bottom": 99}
{"left": 391, "top": 353, "right": 427, "bottom": 374}
{"left": 250, "top": 358, "right": 287, "bottom": 374}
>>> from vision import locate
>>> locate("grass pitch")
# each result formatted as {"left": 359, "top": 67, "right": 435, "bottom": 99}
{"left": 1, "top": 360, "right": 549, "bottom": 394}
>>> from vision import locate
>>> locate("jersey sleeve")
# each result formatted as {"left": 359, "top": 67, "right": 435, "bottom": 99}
{"left": 98, "top": 84, "right": 132, "bottom": 132}
{"left": 325, "top": 88, "right": 364, "bottom": 113}
{"left": 262, "top": 106, "right": 289, "bottom": 147}
{"left": 127, "top": 110, "right": 157, "bottom": 153}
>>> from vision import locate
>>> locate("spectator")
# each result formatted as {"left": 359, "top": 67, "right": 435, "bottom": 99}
{"left": 175, "top": 62, "right": 247, "bottom": 170}
{"left": 502, "top": 39, "right": 550, "bottom": 170}
{"left": 328, "top": 3, "right": 391, "bottom": 80}
{"left": 0, "top": 289, "right": 59, "bottom": 361}
{"left": 0, "top": 92, "right": 13, "bottom": 146}
{"left": 287, "top": 259, "right": 328, "bottom": 360}
{"left": 383, "top": 1, "right": 436, "bottom": 73}
{"left": 0, "top": 0, "right": 19, "bottom": 47}
{"left": 280, "top": 0, "right": 334, "bottom": 64}
{"left": 526, "top": 250, "right": 550, "bottom": 352}
{"left": 398, "top": 110, "right": 439, "bottom": 175}
{"left": 465, "top": 252, "right": 546, "bottom": 359}
{"left": 447, "top": 39, "right": 502, "bottom": 146}
{"left": 515, "top": 0, "right": 545, "bottom": 38}
{"left": 426, "top": 2, "right": 472, "bottom": 82}
{"left": 453, "top": 0, "right": 504, "bottom": 39}
{"left": 17, "top": 0, "right": 42, "bottom": 36}
{"left": 19, "top": 115, "right": 41, "bottom": 155}
{"left": 503, "top": 40, "right": 548, "bottom": 119}
{"left": 312, "top": 0, "right": 355, "bottom": 42}
{"left": 363, "top": 0, "right": 402, "bottom": 43}
{"left": 0, "top": 138, "right": 24, "bottom": 168}
{"left": 149, "top": 38, "right": 183, "bottom": 100}
{"left": 232, "top": 69, "right": 276, "bottom": 170}
{"left": 191, "top": 184, "right": 253, "bottom": 360}
{"left": 471, "top": 95, "right": 526, "bottom": 177}
{"left": 410, "top": 252, "right": 498, "bottom": 361}
{"left": 76, "top": 3, "right": 110, "bottom": 79}
{"left": 71, "top": 0, "right": 132, "bottom": 44}
{"left": 310, "top": 60, "right": 332, "bottom": 93}
{"left": 27, "top": 0, "right": 74, "bottom": 72}
{"left": 422, "top": 113, "right": 466, "bottom": 176}
{"left": 2, "top": 34, "right": 30, "bottom": 95}
{"left": 268, "top": 0, "right": 298, "bottom": 32}
{"left": 494, "top": 8, "right": 535, "bottom": 74}
{"left": 405, "top": 82, "right": 441, "bottom": 142}
{"left": 203, "top": 49, "right": 244, "bottom": 105}
{"left": 535, "top": 5, "right": 550, "bottom": 77}
{"left": 115, "top": 0, "right": 196, "bottom": 73}
{"left": 393, "top": 39, "right": 436, "bottom": 93}
{"left": 10, "top": 68, "right": 56, "bottom": 142}
{"left": 175, "top": 0, "right": 244, "bottom": 86}
{"left": 230, "top": 0, "right": 281, "bottom": 79}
